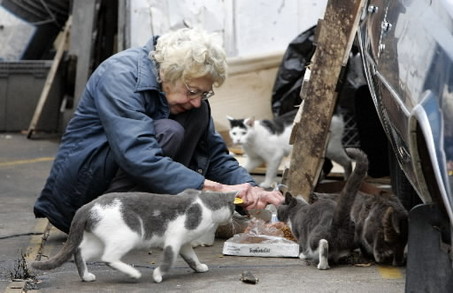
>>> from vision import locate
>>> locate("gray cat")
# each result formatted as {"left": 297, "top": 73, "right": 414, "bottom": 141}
{"left": 311, "top": 177, "right": 408, "bottom": 266}
{"left": 277, "top": 148, "right": 368, "bottom": 269}
{"left": 350, "top": 189, "right": 408, "bottom": 266}
{"left": 32, "top": 189, "right": 237, "bottom": 283}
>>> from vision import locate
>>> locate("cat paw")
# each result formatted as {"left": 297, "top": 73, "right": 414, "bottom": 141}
{"left": 129, "top": 270, "right": 142, "bottom": 279}
{"left": 259, "top": 181, "right": 273, "bottom": 189}
{"left": 191, "top": 239, "right": 214, "bottom": 247}
{"left": 153, "top": 268, "right": 163, "bottom": 283}
{"left": 317, "top": 262, "right": 330, "bottom": 270}
{"left": 298, "top": 252, "right": 308, "bottom": 260}
{"left": 195, "top": 263, "right": 209, "bottom": 273}
{"left": 82, "top": 273, "right": 96, "bottom": 282}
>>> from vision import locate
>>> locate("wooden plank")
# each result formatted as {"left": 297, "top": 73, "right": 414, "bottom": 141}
{"left": 27, "top": 16, "right": 72, "bottom": 138}
{"left": 70, "top": 0, "right": 101, "bottom": 113}
{"left": 283, "top": 0, "right": 365, "bottom": 199}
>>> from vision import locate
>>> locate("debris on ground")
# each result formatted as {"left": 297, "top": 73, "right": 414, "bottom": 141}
{"left": 240, "top": 271, "right": 259, "bottom": 284}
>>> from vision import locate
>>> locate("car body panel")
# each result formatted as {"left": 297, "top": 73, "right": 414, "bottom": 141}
{"left": 358, "top": 0, "right": 453, "bottom": 223}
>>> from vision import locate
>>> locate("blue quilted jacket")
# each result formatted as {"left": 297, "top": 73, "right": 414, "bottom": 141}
{"left": 34, "top": 38, "right": 255, "bottom": 232}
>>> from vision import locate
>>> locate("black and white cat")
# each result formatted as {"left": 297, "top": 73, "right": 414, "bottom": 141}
{"left": 227, "top": 110, "right": 352, "bottom": 188}
{"left": 276, "top": 148, "right": 368, "bottom": 269}
{"left": 32, "top": 189, "right": 237, "bottom": 283}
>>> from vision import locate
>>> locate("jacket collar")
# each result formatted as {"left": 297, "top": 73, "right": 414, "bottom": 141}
{"left": 135, "top": 37, "right": 161, "bottom": 92}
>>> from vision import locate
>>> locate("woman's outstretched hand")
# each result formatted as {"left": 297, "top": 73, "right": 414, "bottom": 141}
{"left": 203, "top": 180, "right": 284, "bottom": 210}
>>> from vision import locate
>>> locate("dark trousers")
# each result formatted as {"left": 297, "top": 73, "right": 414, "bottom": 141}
{"left": 106, "top": 102, "right": 209, "bottom": 192}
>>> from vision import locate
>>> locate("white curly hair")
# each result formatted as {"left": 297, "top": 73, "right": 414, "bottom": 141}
{"left": 150, "top": 28, "right": 227, "bottom": 87}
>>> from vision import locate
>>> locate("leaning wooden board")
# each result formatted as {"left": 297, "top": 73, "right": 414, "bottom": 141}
{"left": 283, "top": 0, "right": 365, "bottom": 200}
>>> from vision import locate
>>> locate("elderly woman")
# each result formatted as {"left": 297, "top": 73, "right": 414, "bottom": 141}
{"left": 34, "top": 28, "right": 284, "bottom": 233}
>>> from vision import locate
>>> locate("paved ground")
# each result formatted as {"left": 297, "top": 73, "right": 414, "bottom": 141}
{"left": 0, "top": 133, "right": 60, "bottom": 292}
{"left": 0, "top": 133, "right": 406, "bottom": 293}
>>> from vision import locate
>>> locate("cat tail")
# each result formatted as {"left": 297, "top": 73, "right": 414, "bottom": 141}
{"left": 32, "top": 205, "right": 90, "bottom": 270}
{"left": 332, "top": 148, "right": 369, "bottom": 227}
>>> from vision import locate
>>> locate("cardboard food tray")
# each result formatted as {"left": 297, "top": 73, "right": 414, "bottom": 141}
{"left": 222, "top": 234, "right": 300, "bottom": 258}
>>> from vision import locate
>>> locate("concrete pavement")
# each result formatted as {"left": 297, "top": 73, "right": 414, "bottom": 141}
{"left": 0, "top": 133, "right": 59, "bottom": 292}
{"left": 0, "top": 133, "right": 406, "bottom": 293}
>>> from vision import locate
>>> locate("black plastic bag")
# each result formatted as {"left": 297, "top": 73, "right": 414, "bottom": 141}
{"left": 271, "top": 26, "right": 317, "bottom": 117}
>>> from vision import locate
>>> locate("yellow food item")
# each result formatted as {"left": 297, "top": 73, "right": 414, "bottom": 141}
{"left": 234, "top": 197, "right": 244, "bottom": 205}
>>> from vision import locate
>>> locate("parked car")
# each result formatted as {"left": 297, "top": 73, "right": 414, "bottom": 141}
{"left": 357, "top": 0, "right": 453, "bottom": 290}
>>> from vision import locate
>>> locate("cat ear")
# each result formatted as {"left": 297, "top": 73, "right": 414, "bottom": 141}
{"left": 226, "top": 115, "right": 234, "bottom": 126}
{"left": 383, "top": 207, "right": 399, "bottom": 241}
{"left": 391, "top": 208, "right": 408, "bottom": 235}
{"left": 244, "top": 117, "right": 255, "bottom": 127}
{"left": 285, "top": 192, "right": 296, "bottom": 206}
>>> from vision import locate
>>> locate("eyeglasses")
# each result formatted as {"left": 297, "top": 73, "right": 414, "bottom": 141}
{"left": 184, "top": 82, "right": 215, "bottom": 101}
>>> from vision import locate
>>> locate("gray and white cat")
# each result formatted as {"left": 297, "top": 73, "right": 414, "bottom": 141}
{"left": 227, "top": 110, "right": 352, "bottom": 188}
{"left": 276, "top": 148, "right": 368, "bottom": 269}
{"left": 32, "top": 189, "right": 237, "bottom": 283}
